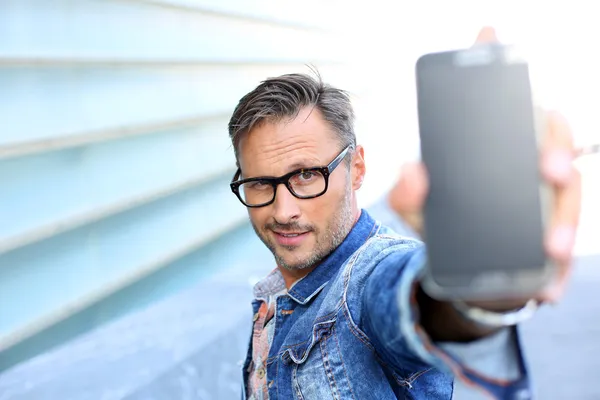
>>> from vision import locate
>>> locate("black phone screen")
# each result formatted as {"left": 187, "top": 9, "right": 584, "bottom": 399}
{"left": 416, "top": 49, "right": 546, "bottom": 281}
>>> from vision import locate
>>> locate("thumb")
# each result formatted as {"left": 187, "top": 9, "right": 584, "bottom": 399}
{"left": 473, "top": 26, "right": 500, "bottom": 45}
{"left": 388, "top": 162, "right": 429, "bottom": 235}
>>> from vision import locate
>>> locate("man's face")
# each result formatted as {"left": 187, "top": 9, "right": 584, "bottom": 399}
{"left": 237, "top": 107, "right": 364, "bottom": 271}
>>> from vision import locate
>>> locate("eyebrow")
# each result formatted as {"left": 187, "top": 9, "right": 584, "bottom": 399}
{"left": 241, "top": 160, "right": 321, "bottom": 180}
{"left": 286, "top": 160, "right": 320, "bottom": 172}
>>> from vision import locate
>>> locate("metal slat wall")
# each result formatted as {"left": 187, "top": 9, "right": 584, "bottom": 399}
{"left": 0, "top": 0, "right": 343, "bottom": 370}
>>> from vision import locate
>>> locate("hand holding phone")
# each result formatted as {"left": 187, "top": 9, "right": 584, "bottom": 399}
{"left": 391, "top": 28, "right": 582, "bottom": 303}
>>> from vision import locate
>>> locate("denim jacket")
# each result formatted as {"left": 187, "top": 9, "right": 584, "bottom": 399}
{"left": 242, "top": 210, "right": 532, "bottom": 399}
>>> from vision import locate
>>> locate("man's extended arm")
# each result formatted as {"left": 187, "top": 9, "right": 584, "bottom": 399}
{"left": 362, "top": 244, "right": 531, "bottom": 400}
{"left": 364, "top": 196, "right": 531, "bottom": 399}
{"left": 367, "top": 195, "right": 509, "bottom": 342}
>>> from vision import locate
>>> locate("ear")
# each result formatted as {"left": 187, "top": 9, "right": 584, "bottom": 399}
{"left": 351, "top": 145, "right": 366, "bottom": 190}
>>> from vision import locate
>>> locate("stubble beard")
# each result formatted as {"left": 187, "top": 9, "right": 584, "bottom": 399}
{"left": 252, "top": 182, "right": 355, "bottom": 271}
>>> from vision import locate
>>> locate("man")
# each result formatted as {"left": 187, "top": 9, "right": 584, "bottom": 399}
{"left": 227, "top": 28, "right": 580, "bottom": 399}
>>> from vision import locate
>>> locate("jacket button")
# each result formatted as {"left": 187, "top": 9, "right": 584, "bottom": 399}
{"left": 256, "top": 367, "right": 266, "bottom": 379}
{"left": 253, "top": 313, "right": 259, "bottom": 322}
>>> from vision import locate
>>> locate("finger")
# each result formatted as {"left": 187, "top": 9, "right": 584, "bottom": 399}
{"left": 538, "top": 112, "right": 579, "bottom": 303}
{"left": 540, "top": 259, "right": 573, "bottom": 303}
{"left": 398, "top": 162, "right": 429, "bottom": 210}
{"left": 541, "top": 111, "right": 576, "bottom": 185}
{"left": 541, "top": 165, "right": 581, "bottom": 303}
{"left": 546, "top": 168, "right": 582, "bottom": 263}
{"left": 473, "top": 26, "right": 500, "bottom": 46}
{"left": 388, "top": 162, "right": 429, "bottom": 234}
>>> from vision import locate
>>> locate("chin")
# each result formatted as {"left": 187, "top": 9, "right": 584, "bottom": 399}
{"left": 276, "top": 253, "right": 315, "bottom": 271}
{"left": 279, "top": 261, "right": 314, "bottom": 272}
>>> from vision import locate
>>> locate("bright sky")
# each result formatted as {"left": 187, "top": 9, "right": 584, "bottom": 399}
{"left": 323, "top": 0, "right": 599, "bottom": 256}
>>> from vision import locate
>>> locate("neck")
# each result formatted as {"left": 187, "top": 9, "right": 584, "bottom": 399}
{"left": 278, "top": 208, "right": 362, "bottom": 289}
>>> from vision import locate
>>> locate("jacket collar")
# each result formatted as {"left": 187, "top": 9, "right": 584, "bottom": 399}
{"left": 285, "top": 210, "right": 379, "bottom": 304}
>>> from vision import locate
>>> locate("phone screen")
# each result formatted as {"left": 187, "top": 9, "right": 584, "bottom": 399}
{"left": 416, "top": 49, "right": 546, "bottom": 282}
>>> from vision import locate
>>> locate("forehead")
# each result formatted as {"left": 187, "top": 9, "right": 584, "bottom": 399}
{"left": 237, "top": 107, "right": 340, "bottom": 176}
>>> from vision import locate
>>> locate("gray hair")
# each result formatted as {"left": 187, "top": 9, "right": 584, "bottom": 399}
{"left": 228, "top": 71, "right": 356, "bottom": 165}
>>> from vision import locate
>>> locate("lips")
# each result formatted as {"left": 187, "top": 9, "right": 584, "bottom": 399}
{"left": 272, "top": 230, "right": 310, "bottom": 247}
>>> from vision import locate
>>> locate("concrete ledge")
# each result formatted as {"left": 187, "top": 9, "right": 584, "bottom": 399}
{"left": 0, "top": 228, "right": 272, "bottom": 400}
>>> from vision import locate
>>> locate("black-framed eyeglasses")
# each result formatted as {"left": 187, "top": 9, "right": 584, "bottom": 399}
{"left": 230, "top": 145, "right": 352, "bottom": 208}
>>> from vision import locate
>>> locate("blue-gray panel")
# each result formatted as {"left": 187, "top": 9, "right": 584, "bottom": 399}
{"left": 0, "top": 66, "right": 307, "bottom": 148}
{"left": 0, "top": 222, "right": 270, "bottom": 376}
{"left": 0, "top": 174, "right": 248, "bottom": 349}
{"left": 0, "top": 118, "right": 232, "bottom": 246}
{"left": 118, "top": 0, "right": 338, "bottom": 30}
{"left": 0, "top": 0, "right": 338, "bottom": 62}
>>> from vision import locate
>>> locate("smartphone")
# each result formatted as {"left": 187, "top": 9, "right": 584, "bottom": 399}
{"left": 415, "top": 44, "right": 554, "bottom": 301}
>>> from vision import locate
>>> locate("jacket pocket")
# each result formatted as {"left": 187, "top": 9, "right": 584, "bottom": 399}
{"left": 282, "top": 319, "right": 352, "bottom": 400}
{"left": 282, "top": 318, "right": 336, "bottom": 365}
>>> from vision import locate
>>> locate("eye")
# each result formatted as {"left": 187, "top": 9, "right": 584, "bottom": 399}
{"left": 290, "top": 170, "right": 321, "bottom": 187}
{"left": 246, "top": 180, "right": 270, "bottom": 190}
{"left": 298, "top": 171, "right": 317, "bottom": 181}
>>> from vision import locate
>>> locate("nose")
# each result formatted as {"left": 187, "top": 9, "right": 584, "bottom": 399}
{"left": 271, "top": 184, "right": 301, "bottom": 224}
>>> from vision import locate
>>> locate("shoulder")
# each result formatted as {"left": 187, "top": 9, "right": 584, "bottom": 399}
{"left": 340, "top": 225, "right": 424, "bottom": 310}
{"left": 350, "top": 222, "right": 423, "bottom": 273}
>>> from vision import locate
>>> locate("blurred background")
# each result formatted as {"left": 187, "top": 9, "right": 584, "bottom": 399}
{"left": 0, "top": 1, "right": 598, "bottom": 399}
